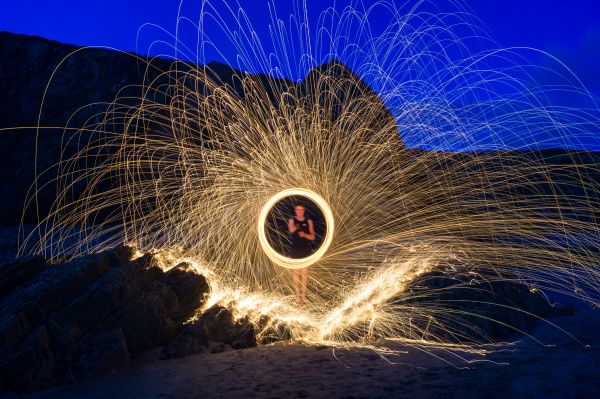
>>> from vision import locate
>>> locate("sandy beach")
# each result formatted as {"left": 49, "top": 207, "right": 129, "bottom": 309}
{"left": 27, "top": 308, "right": 600, "bottom": 399}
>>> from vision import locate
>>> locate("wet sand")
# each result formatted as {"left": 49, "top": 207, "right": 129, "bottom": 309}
{"left": 28, "top": 309, "right": 600, "bottom": 399}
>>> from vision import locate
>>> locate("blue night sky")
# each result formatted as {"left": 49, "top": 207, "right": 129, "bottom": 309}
{"left": 1, "top": 0, "right": 599, "bottom": 150}
{"left": 1, "top": 0, "right": 599, "bottom": 93}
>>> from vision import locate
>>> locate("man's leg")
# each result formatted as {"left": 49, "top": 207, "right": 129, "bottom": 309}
{"left": 294, "top": 269, "right": 300, "bottom": 303}
{"left": 301, "top": 268, "right": 308, "bottom": 303}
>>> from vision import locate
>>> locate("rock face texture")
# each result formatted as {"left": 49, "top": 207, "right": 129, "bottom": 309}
{"left": 0, "top": 247, "right": 216, "bottom": 394}
{"left": 0, "top": 245, "right": 573, "bottom": 395}
{"left": 1, "top": 31, "right": 597, "bottom": 239}
{"left": 0, "top": 32, "right": 174, "bottom": 225}
{"left": 0, "top": 32, "right": 404, "bottom": 228}
{"left": 396, "top": 265, "right": 568, "bottom": 343}
{"left": 161, "top": 305, "right": 257, "bottom": 359}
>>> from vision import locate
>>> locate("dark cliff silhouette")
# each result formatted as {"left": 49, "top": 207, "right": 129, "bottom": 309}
{"left": 0, "top": 32, "right": 404, "bottom": 226}
{"left": 0, "top": 31, "right": 598, "bottom": 231}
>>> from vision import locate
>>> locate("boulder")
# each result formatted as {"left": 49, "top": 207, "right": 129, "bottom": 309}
{"left": 395, "top": 266, "right": 558, "bottom": 343}
{"left": 160, "top": 318, "right": 209, "bottom": 359}
{"left": 72, "top": 328, "right": 129, "bottom": 380}
{"left": 0, "top": 248, "right": 210, "bottom": 394}
{"left": 0, "top": 255, "right": 47, "bottom": 297}
{"left": 201, "top": 305, "right": 256, "bottom": 350}
{"left": 161, "top": 304, "right": 256, "bottom": 359}
{"left": 255, "top": 315, "right": 294, "bottom": 344}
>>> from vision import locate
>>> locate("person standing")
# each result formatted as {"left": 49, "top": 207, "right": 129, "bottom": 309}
{"left": 288, "top": 204, "right": 315, "bottom": 303}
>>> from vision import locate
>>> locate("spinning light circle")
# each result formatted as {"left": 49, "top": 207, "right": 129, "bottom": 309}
{"left": 257, "top": 188, "right": 334, "bottom": 269}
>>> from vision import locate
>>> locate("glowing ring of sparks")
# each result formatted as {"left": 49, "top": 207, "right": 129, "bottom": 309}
{"left": 258, "top": 188, "right": 334, "bottom": 269}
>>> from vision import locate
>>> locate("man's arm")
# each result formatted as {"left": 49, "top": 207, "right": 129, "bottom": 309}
{"left": 305, "top": 219, "right": 316, "bottom": 241}
{"left": 288, "top": 218, "right": 298, "bottom": 234}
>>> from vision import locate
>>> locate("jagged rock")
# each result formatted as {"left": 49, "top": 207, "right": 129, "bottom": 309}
{"left": 161, "top": 304, "right": 257, "bottom": 359}
{"left": 1, "top": 325, "right": 54, "bottom": 392}
{"left": 396, "top": 267, "right": 558, "bottom": 343}
{"left": 115, "top": 261, "right": 209, "bottom": 355}
{"left": 0, "top": 246, "right": 135, "bottom": 357}
{"left": 255, "top": 315, "right": 293, "bottom": 344}
{"left": 201, "top": 305, "right": 256, "bottom": 350}
{"left": 0, "top": 255, "right": 47, "bottom": 297}
{"left": 72, "top": 328, "right": 129, "bottom": 379}
{"left": 0, "top": 248, "right": 210, "bottom": 394}
{"left": 163, "top": 262, "right": 210, "bottom": 320}
{"left": 160, "top": 318, "right": 209, "bottom": 359}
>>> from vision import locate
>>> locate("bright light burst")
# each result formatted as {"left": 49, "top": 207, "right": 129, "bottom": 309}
{"left": 257, "top": 188, "right": 334, "bottom": 269}
{"left": 19, "top": 0, "right": 600, "bottom": 355}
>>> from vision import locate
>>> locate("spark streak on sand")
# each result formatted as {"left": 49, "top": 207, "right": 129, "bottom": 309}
{"left": 161, "top": 249, "right": 435, "bottom": 345}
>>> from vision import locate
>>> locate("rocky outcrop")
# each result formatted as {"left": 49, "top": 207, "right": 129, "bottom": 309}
{"left": 254, "top": 314, "right": 294, "bottom": 345}
{"left": 1, "top": 31, "right": 598, "bottom": 233}
{"left": 0, "top": 32, "right": 177, "bottom": 225}
{"left": 298, "top": 59, "right": 403, "bottom": 148}
{"left": 395, "top": 265, "right": 569, "bottom": 343}
{"left": 0, "top": 255, "right": 47, "bottom": 296}
{"left": 0, "top": 244, "right": 574, "bottom": 395}
{"left": 161, "top": 305, "right": 257, "bottom": 359}
{"left": 0, "top": 32, "right": 409, "bottom": 228}
{"left": 0, "top": 247, "right": 210, "bottom": 394}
